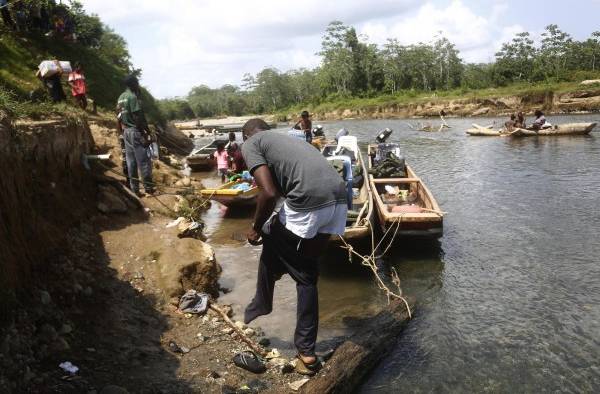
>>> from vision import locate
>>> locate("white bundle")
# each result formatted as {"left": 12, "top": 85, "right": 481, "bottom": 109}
{"left": 38, "top": 61, "right": 72, "bottom": 78}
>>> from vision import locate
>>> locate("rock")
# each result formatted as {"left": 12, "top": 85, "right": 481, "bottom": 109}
{"left": 40, "top": 290, "right": 51, "bottom": 305}
{"left": 181, "top": 177, "right": 192, "bottom": 187}
{"left": 266, "top": 357, "right": 287, "bottom": 368}
{"left": 234, "top": 321, "right": 245, "bottom": 330}
{"left": 258, "top": 338, "right": 270, "bottom": 347}
{"left": 156, "top": 239, "right": 220, "bottom": 298}
{"left": 59, "top": 324, "right": 73, "bottom": 335}
{"left": 100, "top": 385, "right": 129, "bottom": 394}
{"left": 288, "top": 378, "right": 310, "bottom": 391}
{"left": 243, "top": 328, "right": 256, "bottom": 337}
{"left": 221, "top": 327, "right": 234, "bottom": 335}
{"left": 97, "top": 189, "right": 128, "bottom": 214}
{"left": 580, "top": 79, "right": 600, "bottom": 85}
{"left": 38, "top": 324, "right": 58, "bottom": 343}
{"left": 52, "top": 337, "right": 70, "bottom": 352}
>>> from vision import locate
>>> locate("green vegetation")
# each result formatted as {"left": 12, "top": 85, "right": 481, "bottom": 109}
{"left": 159, "top": 22, "right": 600, "bottom": 120}
{"left": 0, "top": 0, "right": 162, "bottom": 123}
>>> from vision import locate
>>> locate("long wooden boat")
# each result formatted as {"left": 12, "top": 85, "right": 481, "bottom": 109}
{"left": 323, "top": 136, "right": 374, "bottom": 243}
{"left": 368, "top": 144, "right": 443, "bottom": 238}
{"left": 467, "top": 122, "right": 597, "bottom": 137}
{"left": 199, "top": 180, "right": 258, "bottom": 208}
{"left": 186, "top": 139, "right": 219, "bottom": 170}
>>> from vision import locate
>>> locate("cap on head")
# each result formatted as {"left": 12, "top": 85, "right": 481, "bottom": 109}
{"left": 241, "top": 118, "right": 271, "bottom": 137}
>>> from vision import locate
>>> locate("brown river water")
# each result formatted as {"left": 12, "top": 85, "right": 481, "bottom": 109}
{"left": 195, "top": 114, "right": 600, "bottom": 392}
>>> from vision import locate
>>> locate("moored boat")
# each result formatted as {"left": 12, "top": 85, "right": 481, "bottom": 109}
{"left": 199, "top": 180, "right": 258, "bottom": 208}
{"left": 322, "top": 136, "right": 374, "bottom": 244}
{"left": 368, "top": 143, "right": 443, "bottom": 238}
{"left": 185, "top": 139, "right": 223, "bottom": 171}
{"left": 467, "top": 122, "right": 597, "bottom": 137}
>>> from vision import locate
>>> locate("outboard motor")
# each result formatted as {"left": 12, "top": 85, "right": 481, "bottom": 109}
{"left": 335, "top": 128, "right": 349, "bottom": 142}
{"left": 375, "top": 128, "right": 393, "bottom": 143}
{"left": 312, "top": 125, "right": 325, "bottom": 137}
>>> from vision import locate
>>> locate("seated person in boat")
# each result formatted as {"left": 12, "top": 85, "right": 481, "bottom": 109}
{"left": 230, "top": 143, "right": 247, "bottom": 173}
{"left": 530, "top": 110, "right": 547, "bottom": 130}
{"left": 504, "top": 113, "right": 517, "bottom": 131}
{"left": 515, "top": 112, "right": 526, "bottom": 128}
{"left": 241, "top": 118, "right": 347, "bottom": 375}
{"left": 293, "top": 110, "right": 313, "bottom": 143}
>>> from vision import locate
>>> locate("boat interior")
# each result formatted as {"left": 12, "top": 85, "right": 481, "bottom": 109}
{"left": 322, "top": 136, "right": 369, "bottom": 226}
{"left": 369, "top": 143, "right": 431, "bottom": 214}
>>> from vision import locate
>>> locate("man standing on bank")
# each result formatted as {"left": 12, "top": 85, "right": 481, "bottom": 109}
{"left": 117, "top": 75, "right": 154, "bottom": 196}
{"left": 241, "top": 118, "right": 347, "bottom": 375}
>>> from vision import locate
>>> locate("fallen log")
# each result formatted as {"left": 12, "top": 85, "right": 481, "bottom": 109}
{"left": 299, "top": 298, "right": 414, "bottom": 394}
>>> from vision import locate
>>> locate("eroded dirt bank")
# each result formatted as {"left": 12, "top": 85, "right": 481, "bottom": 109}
{"left": 297, "top": 89, "right": 600, "bottom": 121}
{"left": 0, "top": 114, "right": 314, "bottom": 393}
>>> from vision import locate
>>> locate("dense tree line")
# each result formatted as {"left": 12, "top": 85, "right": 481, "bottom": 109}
{"left": 158, "top": 22, "right": 600, "bottom": 120}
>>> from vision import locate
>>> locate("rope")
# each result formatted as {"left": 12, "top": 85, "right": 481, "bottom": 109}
{"left": 338, "top": 216, "right": 412, "bottom": 319}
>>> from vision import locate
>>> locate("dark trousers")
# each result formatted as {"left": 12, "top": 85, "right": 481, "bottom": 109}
{"left": 244, "top": 218, "right": 320, "bottom": 356}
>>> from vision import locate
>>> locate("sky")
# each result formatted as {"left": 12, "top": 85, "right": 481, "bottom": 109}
{"left": 79, "top": 0, "right": 600, "bottom": 99}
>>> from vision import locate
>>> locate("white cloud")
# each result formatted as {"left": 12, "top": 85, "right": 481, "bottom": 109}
{"left": 80, "top": 0, "right": 526, "bottom": 97}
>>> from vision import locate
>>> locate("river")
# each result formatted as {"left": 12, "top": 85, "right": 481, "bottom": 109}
{"left": 196, "top": 114, "right": 600, "bottom": 392}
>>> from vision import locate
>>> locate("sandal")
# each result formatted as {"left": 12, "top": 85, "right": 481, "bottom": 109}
{"left": 295, "top": 355, "right": 322, "bottom": 376}
{"left": 233, "top": 351, "right": 266, "bottom": 374}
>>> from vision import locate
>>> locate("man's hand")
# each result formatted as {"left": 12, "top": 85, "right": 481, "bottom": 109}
{"left": 247, "top": 228, "right": 263, "bottom": 246}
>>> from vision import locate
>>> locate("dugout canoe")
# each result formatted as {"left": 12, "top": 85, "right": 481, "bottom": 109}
{"left": 467, "top": 122, "right": 597, "bottom": 137}
{"left": 368, "top": 144, "right": 443, "bottom": 238}
{"left": 322, "top": 136, "right": 374, "bottom": 244}
{"left": 199, "top": 180, "right": 258, "bottom": 208}
{"left": 185, "top": 139, "right": 222, "bottom": 170}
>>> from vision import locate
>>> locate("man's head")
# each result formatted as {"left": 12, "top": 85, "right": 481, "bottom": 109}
{"left": 123, "top": 74, "right": 140, "bottom": 93}
{"left": 74, "top": 62, "right": 82, "bottom": 72}
{"left": 510, "top": 113, "right": 516, "bottom": 120}
{"left": 228, "top": 132, "right": 236, "bottom": 142}
{"left": 301, "top": 110, "right": 309, "bottom": 119}
{"left": 241, "top": 118, "right": 271, "bottom": 141}
{"left": 534, "top": 110, "right": 543, "bottom": 118}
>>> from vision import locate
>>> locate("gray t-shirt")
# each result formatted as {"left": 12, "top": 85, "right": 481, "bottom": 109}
{"left": 242, "top": 131, "right": 347, "bottom": 212}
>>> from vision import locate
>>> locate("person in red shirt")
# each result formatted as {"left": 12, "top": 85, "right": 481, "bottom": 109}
{"left": 68, "top": 62, "right": 87, "bottom": 110}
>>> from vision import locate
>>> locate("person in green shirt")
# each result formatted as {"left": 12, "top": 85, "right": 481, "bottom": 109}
{"left": 117, "top": 75, "right": 154, "bottom": 195}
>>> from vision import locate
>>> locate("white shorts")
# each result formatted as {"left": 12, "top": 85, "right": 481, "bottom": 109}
{"left": 276, "top": 201, "right": 348, "bottom": 239}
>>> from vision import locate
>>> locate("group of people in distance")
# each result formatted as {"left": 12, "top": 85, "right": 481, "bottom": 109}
{"left": 213, "top": 132, "right": 248, "bottom": 183}
{"left": 505, "top": 110, "right": 547, "bottom": 131}
{"left": 34, "top": 60, "right": 88, "bottom": 109}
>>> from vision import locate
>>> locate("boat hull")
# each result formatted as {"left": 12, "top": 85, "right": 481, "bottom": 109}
{"left": 467, "top": 122, "right": 597, "bottom": 137}
{"left": 368, "top": 145, "right": 444, "bottom": 240}
{"left": 200, "top": 181, "right": 258, "bottom": 208}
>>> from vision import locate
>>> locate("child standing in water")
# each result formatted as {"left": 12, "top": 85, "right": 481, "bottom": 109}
{"left": 213, "top": 141, "right": 229, "bottom": 182}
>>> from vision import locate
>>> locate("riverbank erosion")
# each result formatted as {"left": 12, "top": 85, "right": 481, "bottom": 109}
{"left": 287, "top": 85, "right": 600, "bottom": 121}
{"left": 0, "top": 113, "right": 244, "bottom": 392}
{"left": 1, "top": 112, "right": 409, "bottom": 393}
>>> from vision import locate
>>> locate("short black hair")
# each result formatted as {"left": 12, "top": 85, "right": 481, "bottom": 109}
{"left": 241, "top": 118, "right": 271, "bottom": 134}
{"left": 534, "top": 110, "right": 543, "bottom": 117}
{"left": 301, "top": 110, "right": 309, "bottom": 117}
{"left": 123, "top": 74, "right": 139, "bottom": 89}
{"left": 228, "top": 132, "right": 236, "bottom": 141}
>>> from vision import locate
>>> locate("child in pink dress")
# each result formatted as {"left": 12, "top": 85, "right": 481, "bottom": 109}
{"left": 213, "top": 141, "right": 229, "bottom": 182}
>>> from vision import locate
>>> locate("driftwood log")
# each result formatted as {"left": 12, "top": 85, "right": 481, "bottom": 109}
{"left": 298, "top": 298, "right": 414, "bottom": 394}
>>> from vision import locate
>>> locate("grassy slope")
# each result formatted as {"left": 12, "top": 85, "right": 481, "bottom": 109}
{"left": 0, "top": 32, "right": 162, "bottom": 122}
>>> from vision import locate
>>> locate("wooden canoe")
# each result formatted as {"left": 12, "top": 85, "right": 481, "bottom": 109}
{"left": 199, "top": 180, "right": 258, "bottom": 208}
{"left": 323, "top": 136, "right": 374, "bottom": 244}
{"left": 368, "top": 144, "right": 443, "bottom": 238}
{"left": 185, "top": 139, "right": 222, "bottom": 170}
{"left": 467, "top": 122, "right": 597, "bottom": 137}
